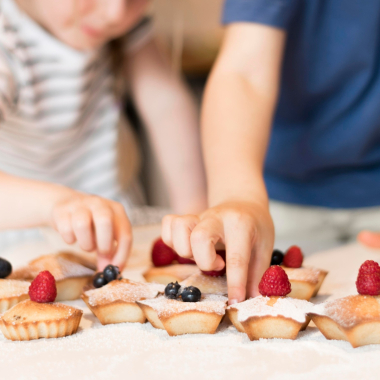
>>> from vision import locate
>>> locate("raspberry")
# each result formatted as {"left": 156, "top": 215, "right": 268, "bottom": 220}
{"left": 356, "top": 260, "right": 380, "bottom": 296}
{"left": 283, "top": 245, "right": 303, "bottom": 268}
{"left": 177, "top": 256, "right": 196, "bottom": 265}
{"left": 258, "top": 266, "right": 291, "bottom": 297}
{"left": 152, "top": 238, "right": 178, "bottom": 267}
{"left": 28, "top": 271, "right": 57, "bottom": 303}
{"left": 202, "top": 250, "right": 226, "bottom": 277}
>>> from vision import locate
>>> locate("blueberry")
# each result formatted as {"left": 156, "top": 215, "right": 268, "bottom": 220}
{"left": 93, "top": 273, "right": 107, "bottom": 288}
{"left": 181, "top": 286, "right": 201, "bottom": 302}
{"left": 165, "top": 281, "right": 181, "bottom": 299}
{"left": 271, "top": 249, "right": 284, "bottom": 266}
{"left": 103, "top": 265, "right": 120, "bottom": 283}
{"left": 0, "top": 258, "right": 12, "bottom": 279}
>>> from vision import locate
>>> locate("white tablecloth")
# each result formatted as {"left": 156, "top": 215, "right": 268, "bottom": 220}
{"left": 1, "top": 225, "right": 380, "bottom": 380}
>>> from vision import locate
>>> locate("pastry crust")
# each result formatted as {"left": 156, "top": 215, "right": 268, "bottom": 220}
{"left": 7, "top": 254, "right": 94, "bottom": 301}
{"left": 82, "top": 279, "right": 164, "bottom": 325}
{"left": 0, "top": 279, "right": 30, "bottom": 313}
{"left": 310, "top": 294, "right": 380, "bottom": 347}
{"left": 228, "top": 296, "right": 313, "bottom": 340}
{"left": 0, "top": 300, "right": 82, "bottom": 341}
{"left": 282, "top": 267, "right": 328, "bottom": 300}
{"left": 143, "top": 264, "right": 198, "bottom": 285}
{"left": 137, "top": 294, "right": 228, "bottom": 336}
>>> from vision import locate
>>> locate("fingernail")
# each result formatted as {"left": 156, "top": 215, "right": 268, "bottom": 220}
{"left": 228, "top": 299, "right": 238, "bottom": 305}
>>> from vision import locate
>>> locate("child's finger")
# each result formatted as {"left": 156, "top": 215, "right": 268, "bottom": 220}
{"left": 72, "top": 208, "right": 95, "bottom": 252}
{"left": 161, "top": 214, "right": 175, "bottom": 247}
{"left": 53, "top": 209, "right": 76, "bottom": 244}
{"left": 92, "top": 206, "right": 114, "bottom": 255}
{"left": 110, "top": 204, "right": 132, "bottom": 271}
{"left": 171, "top": 215, "right": 200, "bottom": 258}
{"left": 357, "top": 231, "right": 380, "bottom": 248}
{"left": 190, "top": 218, "right": 225, "bottom": 272}
{"left": 224, "top": 225, "right": 255, "bottom": 304}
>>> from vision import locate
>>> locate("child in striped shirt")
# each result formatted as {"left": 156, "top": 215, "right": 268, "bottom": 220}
{"left": 0, "top": 0, "right": 206, "bottom": 269}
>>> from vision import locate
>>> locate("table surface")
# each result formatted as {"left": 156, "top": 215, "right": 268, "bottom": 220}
{"left": 1, "top": 225, "right": 380, "bottom": 380}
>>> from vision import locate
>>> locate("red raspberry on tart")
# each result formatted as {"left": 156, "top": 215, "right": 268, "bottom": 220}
{"left": 258, "top": 266, "right": 291, "bottom": 297}
{"left": 281, "top": 245, "right": 328, "bottom": 300}
{"left": 310, "top": 260, "right": 380, "bottom": 348}
{"left": 228, "top": 265, "right": 313, "bottom": 340}
{"left": 283, "top": 246, "right": 303, "bottom": 268}
{"left": 28, "top": 271, "right": 57, "bottom": 303}
{"left": 356, "top": 260, "right": 380, "bottom": 296}
{"left": 151, "top": 238, "right": 178, "bottom": 267}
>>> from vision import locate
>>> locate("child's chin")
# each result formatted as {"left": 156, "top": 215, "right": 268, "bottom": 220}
{"left": 60, "top": 33, "right": 106, "bottom": 51}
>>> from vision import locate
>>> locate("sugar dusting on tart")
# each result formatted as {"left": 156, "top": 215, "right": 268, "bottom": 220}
{"left": 84, "top": 279, "right": 164, "bottom": 307}
{"left": 312, "top": 295, "right": 380, "bottom": 329}
{"left": 138, "top": 294, "right": 228, "bottom": 318}
{"left": 180, "top": 271, "right": 227, "bottom": 294}
{"left": 283, "top": 267, "right": 323, "bottom": 284}
{"left": 29, "top": 256, "right": 94, "bottom": 281}
{"left": 0, "top": 279, "right": 30, "bottom": 298}
{"left": 230, "top": 296, "right": 314, "bottom": 323}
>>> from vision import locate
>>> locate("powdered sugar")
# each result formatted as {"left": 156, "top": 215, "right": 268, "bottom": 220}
{"left": 138, "top": 294, "right": 228, "bottom": 318}
{"left": 312, "top": 295, "right": 380, "bottom": 328}
{"left": 180, "top": 271, "right": 227, "bottom": 294}
{"left": 0, "top": 279, "right": 30, "bottom": 298}
{"left": 85, "top": 279, "right": 164, "bottom": 307}
{"left": 29, "top": 255, "right": 94, "bottom": 281}
{"left": 283, "top": 267, "right": 324, "bottom": 284}
{"left": 230, "top": 296, "right": 314, "bottom": 323}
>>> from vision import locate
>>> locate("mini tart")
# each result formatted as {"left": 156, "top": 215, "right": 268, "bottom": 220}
{"left": 82, "top": 279, "right": 164, "bottom": 325}
{"left": 0, "top": 279, "right": 30, "bottom": 313}
{"left": 227, "top": 296, "right": 314, "bottom": 340}
{"left": 8, "top": 254, "right": 94, "bottom": 301}
{"left": 0, "top": 300, "right": 83, "bottom": 341}
{"left": 310, "top": 295, "right": 380, "bottom": 348}
{"left": 180, "top": 270, "right": 227, "bottom": 294}
{"left": 282, "top": 266, "right": 328, "bottom": 301}
{"left": 143, "top": 264, "right": 198, "bottom": 285}
{"left": 137, "top": 294, "right": 228, "bottom": 336}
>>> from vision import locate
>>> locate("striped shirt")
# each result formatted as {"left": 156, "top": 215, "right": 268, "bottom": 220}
{"left": 0, "top": 0, "right": 151, "bottom": 250}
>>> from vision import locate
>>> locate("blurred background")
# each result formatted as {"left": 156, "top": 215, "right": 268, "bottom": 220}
{"left": 129, "top": 0, "right": 224, "bottom": 210}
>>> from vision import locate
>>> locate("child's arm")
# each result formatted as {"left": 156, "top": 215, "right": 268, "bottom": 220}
{"left": 127, "top": 40, "right": 207, "bottom": 214}
{"left": 162, "top": 24, "right": 286, "bottom": 303}
{"left": 0, "top": 171, "right": 132, "bottom": 270}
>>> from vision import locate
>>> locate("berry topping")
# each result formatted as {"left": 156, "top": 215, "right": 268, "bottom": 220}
{"left": 356, "top": 260, "right": 380, "bottom": 296}
{"left": 0, "top": 257, "right": 12, "bottom": 279}
{"left": 177, "top": 256, "right": 196, "bottom": 265}
{"left": 93, "top": 272, "right": 107, "bottom": 288}
{"left": 103, "top": 265, "right": 120, "bottom": 283}
{"left": 181, "top": 286, "right": 201, "bottom": 302}
{"left": 270, "top": 249, "right": 284, "bottom": 266}
{"left": 164, "top": 281, "right": 181, "bottom": 299}
{"left": 258, "top": 266, "right": 291, "bottom": 297}
{"left": 28, "top": 271, "right": 57, "bottom": 303}
{"left": 202, "top": 250, "right": 226, "bottom": 277}
{"left": 152, "top": 238, "right": 178, "bottom": 267}
{"left": 283, "top": 246, "right": 303, "bottom": 268}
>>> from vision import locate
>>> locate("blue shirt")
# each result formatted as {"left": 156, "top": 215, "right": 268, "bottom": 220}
{"left": 223, "top": 0, "right": 380, "bottom": 208}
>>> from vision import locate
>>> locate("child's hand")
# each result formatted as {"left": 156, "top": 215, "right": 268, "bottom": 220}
{"left": 357, "top": 231, "right": 380, "bottom": 249}
{"left": 51, "top": 190, "right": 132, "bottom": 271}
{"left": 162, "top": 201, "right": 274, "bottom": 304}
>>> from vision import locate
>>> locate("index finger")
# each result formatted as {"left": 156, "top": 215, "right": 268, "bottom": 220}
{"left": 224, "top": 222, "right": 256, "bottom": 305}
{"left": 97, "top": 203, "right": 132, "bottom": 271}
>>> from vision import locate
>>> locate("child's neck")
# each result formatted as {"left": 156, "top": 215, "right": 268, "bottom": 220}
{"left": 14, "top": 0, "right": 48, "bottom": 33}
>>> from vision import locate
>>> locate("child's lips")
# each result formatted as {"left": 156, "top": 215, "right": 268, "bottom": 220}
{"left": 81, "top": 25, "right": 104, "bottom": 39}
